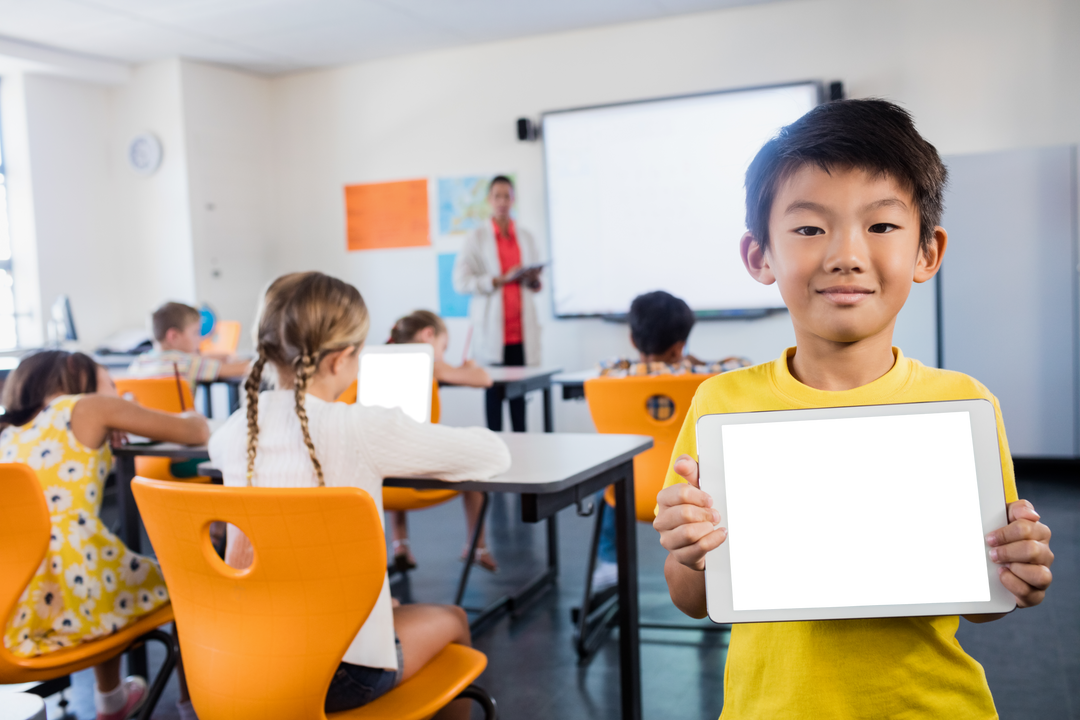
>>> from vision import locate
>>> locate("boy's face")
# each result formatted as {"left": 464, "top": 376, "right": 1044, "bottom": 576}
{"left": 741, "top": 166, "right": 945, "bottom": 346}
{"left": 164, "top": 320, "right": 203, "bottom": 354}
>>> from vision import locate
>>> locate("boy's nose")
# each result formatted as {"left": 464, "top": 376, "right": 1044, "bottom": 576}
{"left": 824, "top": 227, "right": 868, "bottom": 273}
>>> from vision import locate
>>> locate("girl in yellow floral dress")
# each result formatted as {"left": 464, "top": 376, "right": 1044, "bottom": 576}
{"left": 1, "top": 351, "right": 208, "bottom": 720}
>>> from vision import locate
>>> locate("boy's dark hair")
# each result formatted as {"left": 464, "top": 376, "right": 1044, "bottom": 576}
{"left": 745, "top": 98, "right": 947, "bottom": 253}
{"left": 0, "top": 350, "right": 99, "bottom": 428}
{"left": 629, "top": 291, "right": 695, "bottom": 356}
{"left": 489, "top": 175, "right": 514, "bottom": 192}
{"left": 152, "top": 302, "right": 200, "bottom": 342}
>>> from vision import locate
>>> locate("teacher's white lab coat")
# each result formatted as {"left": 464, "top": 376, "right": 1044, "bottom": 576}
{"left": 453, "top": 222, "right": 542, "bottom": 366}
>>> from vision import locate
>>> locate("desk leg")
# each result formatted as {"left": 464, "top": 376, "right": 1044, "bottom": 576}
{"left": 227, "top": 382, "right": 241, "bottom": 415}
{"left": 116, "top": 454, "right": 148, "bottom": 678}
{"left": 614, "top": 462, "right": 642, "bottom": 720}
{"left": 543, "top": 387, "right": 553, "bottom": 433}
{"left": 546, "top": 513, "right": 559, "bottom": 574}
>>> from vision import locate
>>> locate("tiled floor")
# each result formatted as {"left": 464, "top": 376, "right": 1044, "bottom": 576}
{"left": 24, "top": 474, "right": 1080, "bottom": 720}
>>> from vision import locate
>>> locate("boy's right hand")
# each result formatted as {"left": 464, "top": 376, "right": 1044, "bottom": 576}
{"left": 653, "top": 454, "right": 727, "bottom": 572}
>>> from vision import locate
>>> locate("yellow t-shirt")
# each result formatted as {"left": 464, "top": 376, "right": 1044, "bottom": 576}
{"left": 663, "top": 347, "right": 1017, "bottom": 720}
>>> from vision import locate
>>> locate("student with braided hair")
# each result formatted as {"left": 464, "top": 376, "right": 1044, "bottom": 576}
{"left": 208, "top": 272, "right": 509, "bottom": 717}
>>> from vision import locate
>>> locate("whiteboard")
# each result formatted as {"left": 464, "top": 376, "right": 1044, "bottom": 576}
{"left": 543, "top": 82, "right": 820, "bottom": 317}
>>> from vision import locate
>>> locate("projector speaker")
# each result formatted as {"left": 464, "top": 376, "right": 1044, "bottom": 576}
{"left": 517, "top": 117, "right": 540, "bottom": 142}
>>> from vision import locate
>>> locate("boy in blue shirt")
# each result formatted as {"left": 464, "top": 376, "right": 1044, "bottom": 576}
{"left": 655, "top": 99, "right": 1054, "bottom": 718}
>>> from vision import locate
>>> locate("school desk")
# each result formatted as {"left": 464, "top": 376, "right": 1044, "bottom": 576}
{"left": 111, "top": 442, "right": 210, "bottom": 678}
{"left": 192, "top": 431, "right": 653, "bottom": 720}
{"left": 444, "top": 366, "right": 562, "bottom": 432}
{"left": 551, "top": 368, "right": 599, "bottom": 400}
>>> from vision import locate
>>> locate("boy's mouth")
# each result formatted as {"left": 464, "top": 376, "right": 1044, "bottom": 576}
{"left": 818, "top": 285, "right": 874, "bottom": 305}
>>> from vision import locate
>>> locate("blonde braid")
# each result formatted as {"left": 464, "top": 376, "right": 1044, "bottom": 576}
{"left": 292, "top": 353, "right": 324, "bottom": 486}
{"left": 244, "top": 353, "right": 268, "bottom": 484}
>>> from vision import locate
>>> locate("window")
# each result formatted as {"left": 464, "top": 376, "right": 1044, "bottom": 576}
{"left": 0, "top": 90, "right": 17, "bottom": 350}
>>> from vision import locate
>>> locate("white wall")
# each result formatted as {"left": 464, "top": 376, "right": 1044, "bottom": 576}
{"left": 267, "top": 0, "right": 1079, "bottom": 394}
{"left": 108, "top": 60, "right": 197, "bottom": 325}
{"left": 180, "top": 61, "right": 274, "bottom": 351}
{"left": 3, "top": 60, "right": 204, "bottom": 350}
{"left": 19, "top": 74, "right": 129, "bottom": 346}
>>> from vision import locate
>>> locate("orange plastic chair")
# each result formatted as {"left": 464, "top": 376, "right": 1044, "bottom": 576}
{"left": 576, "top": 373, "right": 724, "bottom": 656}
{"left": 131, "top": 477, "right": 496, "bottom": 720}
{"left": 198, "top": 320, "right": 241, "bottom": 356}
{"left": 584, "top": 374, "right": 714, "bottom": 522}
{"left": 337, "top": 379, "right": 457, "bottom": 512}
{"left": 0, "top": 463, "right": 177, "bottom": 717}
{"left": 113, "top": 377, "right": 210, "bottom": 484}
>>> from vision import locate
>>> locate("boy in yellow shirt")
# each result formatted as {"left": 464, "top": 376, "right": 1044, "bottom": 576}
{"left": 654, "top": 99, "right": 1054, "bottom": 719}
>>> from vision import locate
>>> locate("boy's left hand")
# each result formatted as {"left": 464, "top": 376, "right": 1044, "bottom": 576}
{"left": 985, "top": 499, "right": 1053, "bottom": 608}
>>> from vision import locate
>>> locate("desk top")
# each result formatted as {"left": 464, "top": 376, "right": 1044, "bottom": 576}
{"left": 193, "top": 432, "right": 652, "bottom": 494}
{"left": 551, "top": 369, "right": 599, "bottom": 387}
{"left": 481, "top": 366, "right": 562, "bottom": 384}
{"left": 113, "top": 442, "right": 210, "bottom": 459}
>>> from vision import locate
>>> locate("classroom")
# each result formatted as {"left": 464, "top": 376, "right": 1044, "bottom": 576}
{"left": 0, "top": 0, "right": 1076, "bottom": 718}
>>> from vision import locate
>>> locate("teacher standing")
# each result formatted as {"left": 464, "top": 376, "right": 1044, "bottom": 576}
{"left": 453, "top": 175, "right": 543, "bottom": 432}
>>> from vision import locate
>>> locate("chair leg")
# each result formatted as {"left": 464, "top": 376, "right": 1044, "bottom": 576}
{"left": 454, "top": 492, "right": 490, "bottom": 607}
{"left": 456, "top": 684, "right": 498, "bottom": 720}
{"left": 132, "top": 627, "right": 178, "bottom": 720}
{"left": 572, "top": 499, "right": 619, "bottom": 661}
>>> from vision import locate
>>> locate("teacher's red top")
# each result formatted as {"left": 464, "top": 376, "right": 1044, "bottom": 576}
{"left": 494, "top": 219, "right": 523, "bottom": 346}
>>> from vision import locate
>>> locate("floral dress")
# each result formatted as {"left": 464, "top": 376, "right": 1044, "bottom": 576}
{"left": 1, "top": 395, "right": 169, "bottom": 657}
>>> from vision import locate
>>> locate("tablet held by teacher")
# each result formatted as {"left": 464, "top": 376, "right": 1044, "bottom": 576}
{"left": 452, "top": 175, "right": 544, "bottom": 432}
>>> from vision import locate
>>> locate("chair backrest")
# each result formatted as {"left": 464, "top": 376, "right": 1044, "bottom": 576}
{"left": 584, "top": 374, "right": 714, "bottom": 521}
{"left": 199, "top": 320, "right": 241, "bottom": 356}
{"left": 0, "top": 464, "right": 50, "bottom": 678}
{"left": 131, "top": 478, "right": 387, "bottom": 720}
{"left": 113, "top": 376, "right": 196, "bottom": 414}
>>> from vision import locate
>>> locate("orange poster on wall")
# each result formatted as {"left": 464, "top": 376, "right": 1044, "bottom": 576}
{"left": 344, "top": 179, "right": 430, "bottom": 251}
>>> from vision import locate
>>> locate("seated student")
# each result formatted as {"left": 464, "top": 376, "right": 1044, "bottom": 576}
{"left": 591, "top": 291, "right": 748, "bottom": 591}
{"left": 1, "top": 350, "right": 209, "bottom": 720}
{"left": 128, "top": 301, "right": 250, "bottom": 388}
{"left": 387, "top": 310, "right": 500, "bottom": 573}
{"left": 598, "top": 290, "right": 749, "bottom": 381}
{"left": 209, "top": 273, "right": 510, "bottom": 717}
{"left": 655, "top": 99, "right": 1054, "bottom": 719}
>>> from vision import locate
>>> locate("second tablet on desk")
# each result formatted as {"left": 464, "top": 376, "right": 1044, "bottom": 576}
{"left": 696, "top": 399, "right": 1016, "bottom": 624}
{"left": 357, "top": 344, "right": 434, "bottom": 424}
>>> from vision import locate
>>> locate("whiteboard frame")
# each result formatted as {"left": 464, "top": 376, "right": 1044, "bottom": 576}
{"left": 358, "top": 343, "right": 434, "bottom": 423}
{"left": 695, "top": 399, "right": 1015, "bottom": 626}
{"left": 540, "top": 80, "right": 824, "bottom": 320}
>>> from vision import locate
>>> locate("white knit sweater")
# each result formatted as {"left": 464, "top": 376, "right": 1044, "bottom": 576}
{"left": 208, "top": 390, "right": 511, "bottom": 670}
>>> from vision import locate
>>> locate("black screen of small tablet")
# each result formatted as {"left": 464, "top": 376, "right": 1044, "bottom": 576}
{"left": 365, "top": 358, "right": 427, "bottom": 423}
{"left": 725, "top": 416, "right": 989, "bottom": 608}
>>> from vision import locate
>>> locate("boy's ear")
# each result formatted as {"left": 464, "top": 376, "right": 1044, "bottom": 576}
{"left": 163, "top": 327, "right": 181, "bottom": 345}
{"left": 914, "top": 227, "right": 948, "bottom": 283}
{"left": 740, "top": 232, "right": 776, "bottom": 285}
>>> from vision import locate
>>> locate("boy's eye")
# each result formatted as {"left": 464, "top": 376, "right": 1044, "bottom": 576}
{"left": 868, "top": 223, "right": 899, "bottom": 233}
{"left": 794, "top": 226, "right": 825, "bottom": 236}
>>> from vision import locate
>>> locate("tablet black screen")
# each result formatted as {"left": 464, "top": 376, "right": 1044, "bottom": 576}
{"left": 725, "top": 414, "right": 989, "bottom": 613}
{"left": 365, "top": 356, "right": 427, "bottom": 423}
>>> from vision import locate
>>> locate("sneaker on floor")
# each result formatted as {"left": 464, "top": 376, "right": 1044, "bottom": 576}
{"left": 591, "top": 560, "right": 618, "bottom": 592}
{"left": 95, "top": 676, "right": 148, "bottom": 720}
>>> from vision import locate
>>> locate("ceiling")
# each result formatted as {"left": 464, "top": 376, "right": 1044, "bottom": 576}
{"left": 0, "top": 0, "right": 786, "bottom": 76}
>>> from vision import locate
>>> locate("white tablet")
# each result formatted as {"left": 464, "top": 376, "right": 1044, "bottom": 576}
{"left": 357, "top": 344, "right": 434, "bottom": 424}
{"left": 697, "top": 399, "right": 1016, "bottom": 624}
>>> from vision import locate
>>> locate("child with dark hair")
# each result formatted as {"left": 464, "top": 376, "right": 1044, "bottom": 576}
{"left": 591, "top": 290, "right": 748, "bottom": 591}
{"left": 1, "top": 350, "right": 208, "bottom": 720}
{"left": 655, "top": 99, "right": 1054, "bottom": 718}
{"left": 599, "top": 290, "right": 748, "bottom": 379}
